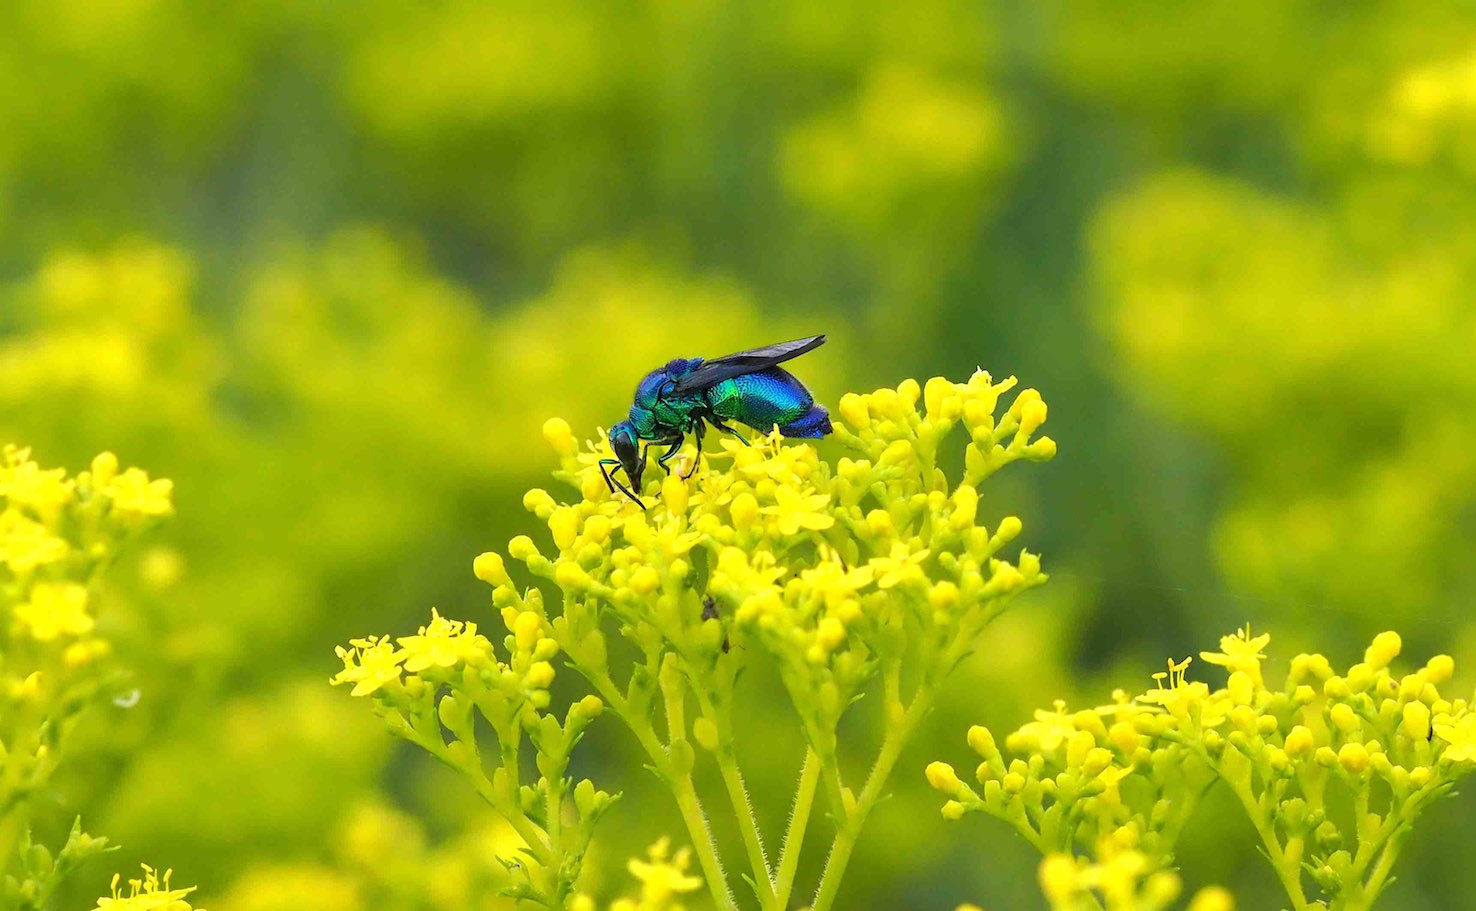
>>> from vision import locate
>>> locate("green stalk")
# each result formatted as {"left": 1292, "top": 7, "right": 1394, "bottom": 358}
{"left": 773, "top": 749, "right": 821, "bottom": 910}
{"left": 809, "top": 688, "right": 936, "bottom": 911}
{"left": 572, "top": 660, "right": 738, "bottom": 911}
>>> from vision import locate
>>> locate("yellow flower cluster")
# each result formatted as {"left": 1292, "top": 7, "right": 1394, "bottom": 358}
{"left": 440, "top": 371, "right": 1053, "bottom": 911}
{"left": 1, "top": 446, "right": 175, "bottom": 906}
{"left": 331, "top": 603, "right": 613, "bottom": 907}
{"left": 933, "top": 626, "right": 1475, "bottom": 911}
{"left": 1036, "top": 849, "right": 1234, "bottom": 911}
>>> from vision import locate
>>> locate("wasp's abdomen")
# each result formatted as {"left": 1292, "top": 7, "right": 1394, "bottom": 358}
{"left": 705, "top": 368, "right": 831, "bottom": 438}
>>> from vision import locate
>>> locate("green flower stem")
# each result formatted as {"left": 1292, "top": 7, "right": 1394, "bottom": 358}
{"left": 1354, "top": 830, "right": 1404, "bottom": 911}
{"left": 443, "top": 737, "right": 554, "bottom": 867}
{"left": 1224, "top": 775, "right": 1314, "bottom": 911}
{"left": 570, "top": 659, "right": 738, "bottom": 911}
{"left": 773, "top": 748, "right": 820, "bottom": 911}
{"left": 810, "top": 686, "right": 937, "bottom": 911}
{"left": 702, "top": 697, "right": 778, "bottom": 910}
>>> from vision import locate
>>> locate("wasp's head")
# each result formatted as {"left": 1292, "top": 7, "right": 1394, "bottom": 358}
{"left": 609, "top": 421, "right": 644, "bottom": 492}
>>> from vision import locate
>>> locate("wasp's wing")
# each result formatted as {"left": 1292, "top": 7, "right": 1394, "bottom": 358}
{"left": 671, "top": 335, "right": 827, "bottom": 393}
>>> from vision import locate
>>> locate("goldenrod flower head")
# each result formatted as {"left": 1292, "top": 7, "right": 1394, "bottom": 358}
{"left": 94, "top": 865, "right": 201, "bottom": 911}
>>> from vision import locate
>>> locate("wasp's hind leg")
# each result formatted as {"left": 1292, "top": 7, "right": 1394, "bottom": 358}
{"left": 709, "top": 416, "right": 754, "bottom": 446}
{"left": 599, "top": 458, "right": 647, "bottom": 510}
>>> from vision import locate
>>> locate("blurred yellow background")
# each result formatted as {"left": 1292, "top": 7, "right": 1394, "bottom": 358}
{"left": 1, "top": 0, "right": 1473, "bottom": 908}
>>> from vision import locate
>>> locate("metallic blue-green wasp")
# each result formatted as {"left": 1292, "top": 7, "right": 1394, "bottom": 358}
{"left": 602, "top": 335, "right": 831, "bottom": 508}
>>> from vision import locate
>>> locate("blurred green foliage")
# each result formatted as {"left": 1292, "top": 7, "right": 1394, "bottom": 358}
{"left": 0, "top": 0, "right": 1473, "bottom": 908}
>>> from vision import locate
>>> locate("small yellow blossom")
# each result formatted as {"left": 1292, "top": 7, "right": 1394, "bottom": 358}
{"left": 0, "top": 508, "right": 70, "bottom": 572}
{"left": 1434, "top": 714, "right": 1476, "bottom": 764}
{"left": 14, "top": 581, "right": 94, "bottom": 640}
{"left": 869, "top": 541, "right": 930, "bottom": 588}
{"left": 761, "top": 485, "right": 834, "bottom": 535}
{"left": 1199, "top": 624, "right": 1270, "bottom": 679}
{"left": 397, "top": 609, "right": 490, "bottom": 672}
{"left": 101, "top": 467, "right": 175, "bottom": 520}
{"left": 331, "top": 636, "right": 406, "bottom": 697}
{"left": 94, "top": 866, "right": 201, "bottom": 911}
{"left": 626, "top": 838, "right": 703, "bottom": 902}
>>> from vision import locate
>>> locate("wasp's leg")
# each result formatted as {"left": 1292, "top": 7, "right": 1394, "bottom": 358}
{"left": 681, "top": 420, "right": 706, "bottom": 479}
{"left": 655, "top": 436, "right": 685, "bottom": 473}
{"left": 599, "top": 458, "right": 647, "bottom": 510}
{"left": 710, "top": 416, "right": 754, "bottom": 446}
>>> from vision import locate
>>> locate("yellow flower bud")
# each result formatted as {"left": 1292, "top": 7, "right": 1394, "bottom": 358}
{"left": 629, "top": 566, "right": 660, "bottom": 596}
{"left": 993, "top": 516, "right": 1022, "bottom": 544}
{"left": 1082, "top": 748, "right": 1113, "bottom": 777}
{"left": 816, "top": 616, "right": 846, "bottom": 650}
{"left": 508, "top": 535, "right": 539, "bottom": 562}
{"left": 542, "top": 418, "right": 577, "bottom": 456}
{"left": 967, "top": 725, "right": 997, "bottom": 757}
{"left": 473, "top": 552, "right": 510, "bottom": 586}
{"left": 1338, "top": 742, "right": 1370, "bottom": 775}
{"left": 1330, "top": 703, "right": 1360, "bottom": 734}
{"left": 513, "top": 612, "right": 543, "bottom": 651}
{"left": 526, "top": 661, "right": 556, "bottom": 688}
{"left": 1365, "top": 631, "right": 1402, "bottom": 669}
{"left": 1401, "top": 702, "right": 1431, "bottom": 741}
{"left": 941, "top": 800, "right": 966, "bottom": 821}
{"left": 523, "top": 487, "right": 557, "bottom": 515}
{"left": 730, "top": 492, "right": 760, "bottom": 530}
{"left": 91, "top": 451, "right": 119, "bottom": 485}
{"left": 1426, "top": 654, "right": 1455, "bottom": 684}
{"left": 923, "top": 376, "right": 954, "bottom": 418}
{"left": 950, "top": 484, "right": 978, "bottom": 531}
{"left": 1284, "top": 725, "right": 1315, "bottom": 755}
{"left": 837, "top": 393, "right": 870, "bottom": 429}
{"left": 866, "top": 509, "right": 894, "bottom": 536}
{"left": 555, "top": 561, "right": 590, "bottom": 590}
{"left": 1026, "top": 437, "right": 1057, "bottom": 460}
{"left": 926, "top": 761, "right": 963, "bottom": 794}
{"left": 549, "top": 507, "right": 580, "bottom": 551}
{"left": 929, "top": 581, "right": 959, "bottom": 610}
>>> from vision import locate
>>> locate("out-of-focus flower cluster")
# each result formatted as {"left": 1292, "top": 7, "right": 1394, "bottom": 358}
{"left": 0, "top": 446, "right": 182, "bottom": 909}
{"left": 1033, "top": 848, "right": 1234, "bottom": 911}
{"left": 337, "top": 372, "right": 1054, "bottom": 909}
{"left": 569, "top": 837, "right": 704, "bottom": 911}
{"left": 932, "top": 626, "right": 1474, "bottom": 910}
